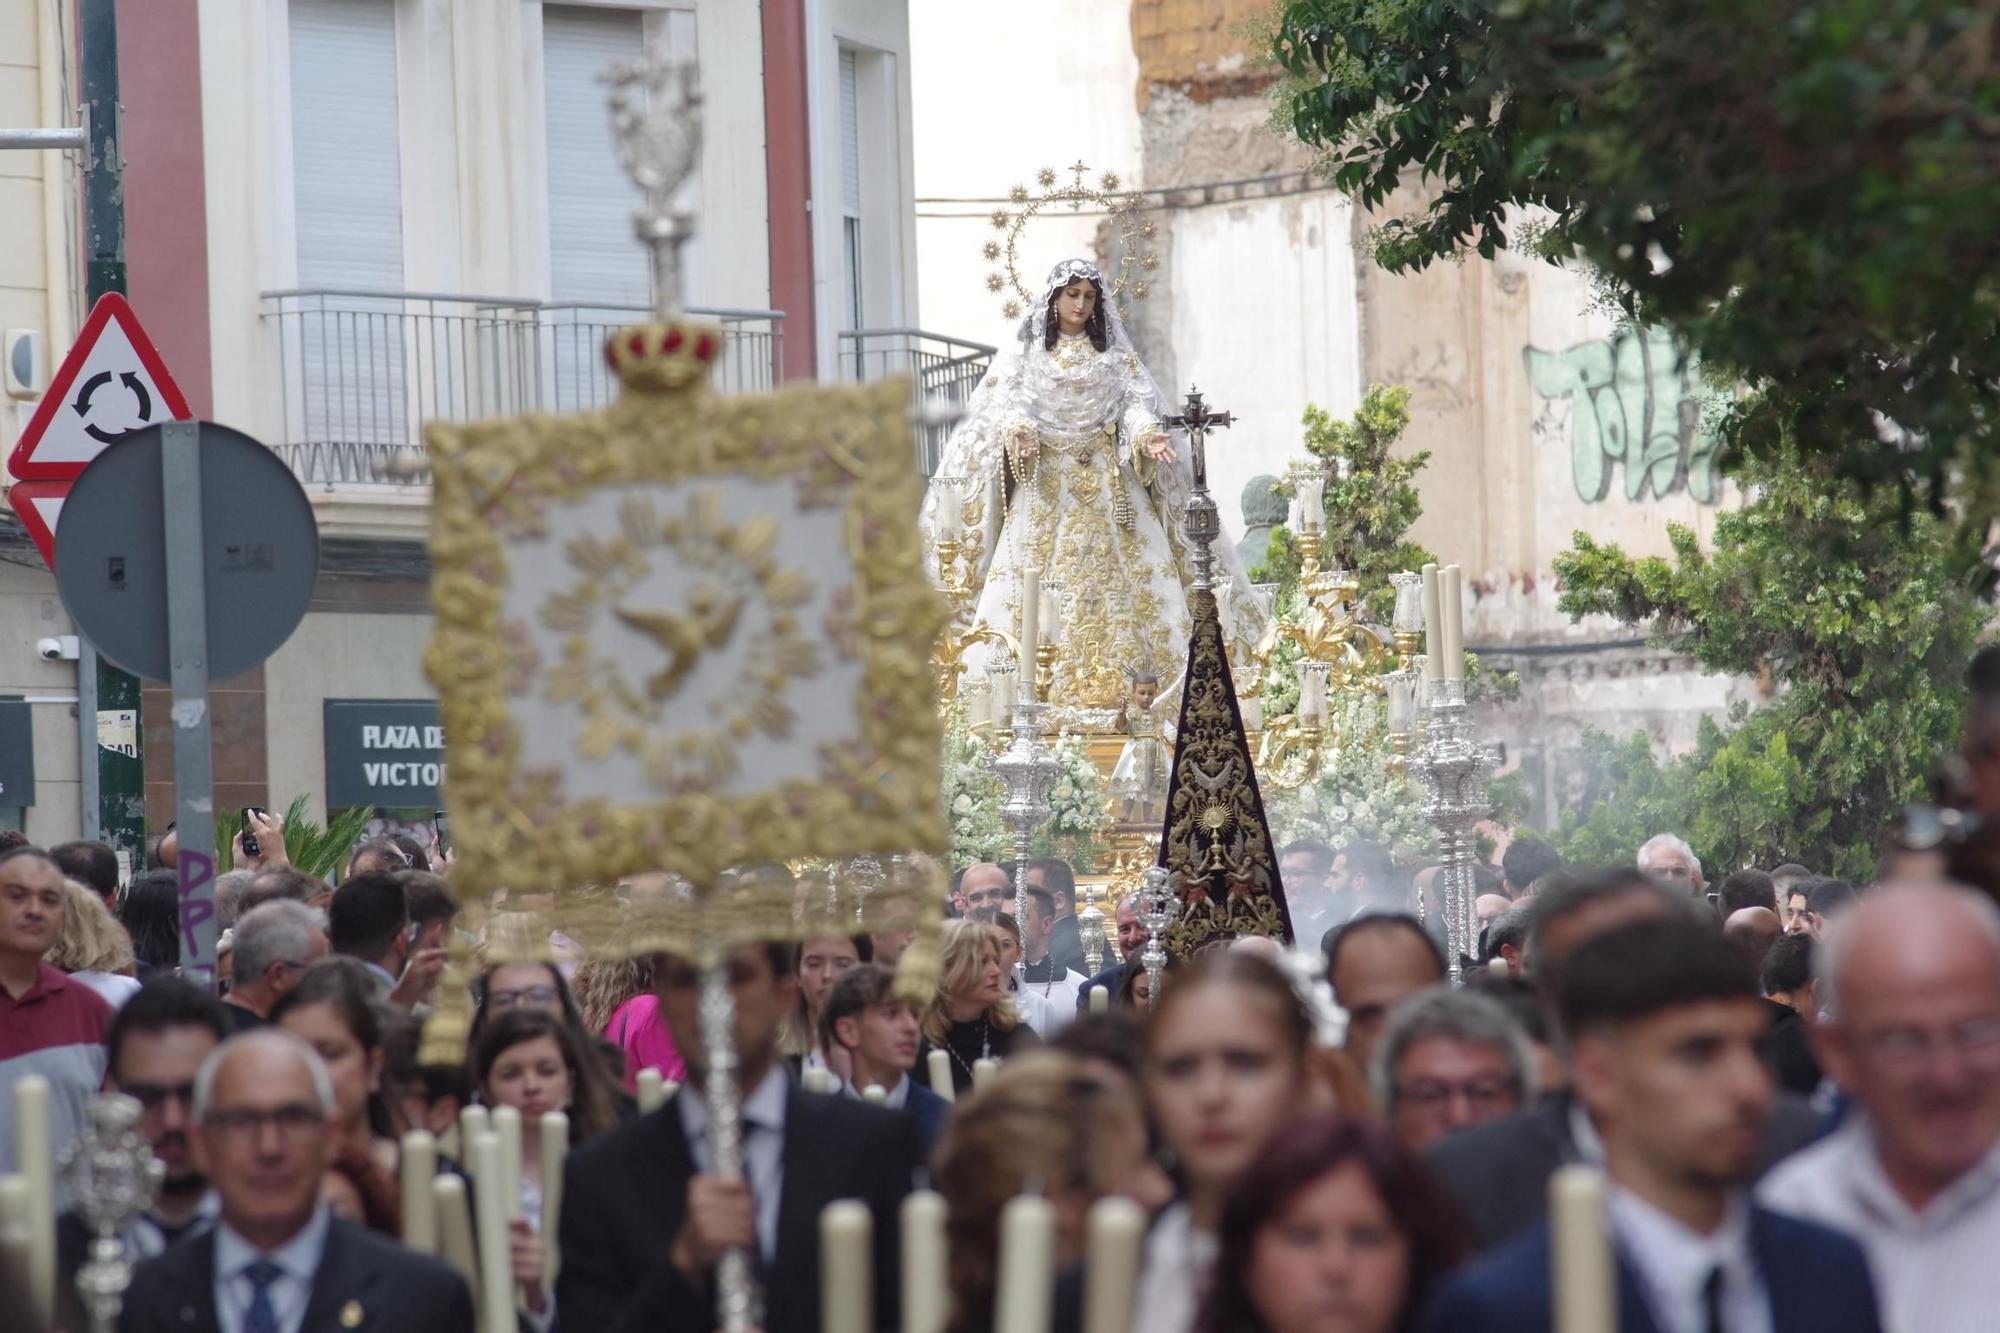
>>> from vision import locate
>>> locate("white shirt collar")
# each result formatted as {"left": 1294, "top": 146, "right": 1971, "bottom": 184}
{"left": 1568, "top": 1097, "right": 1608, "bottom": 1165}
{"left": 213, "top": 1202, "right": 332, "bottom": 1283}
{"left": 1609, "top": 1186, "right": 1763, "bottom": 1333}
{"left": 678, "top": 1065, "right": 791, "bottom": 1141}
{"left": 1841, "top": 1114, "right": 2000, "bottom": 1232}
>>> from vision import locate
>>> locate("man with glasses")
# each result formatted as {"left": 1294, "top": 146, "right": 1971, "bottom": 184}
{"left": 220, "top": 902, "right": 329, "bottom": 1032}
{"left": 1637, "top": 831, "right": 1707, "bottom": 895}
{"left": 1761, "top": 880, "right": 2000, "bottom": 1333}
{"left": 58, "top": 979, "right": 230, "bottom": 1286}
{"left": 119, "top": 1028, "right": 472, "bottom": 1333}
{"left": 1373, "top": 988, "right": 1535, "bottom": 1154}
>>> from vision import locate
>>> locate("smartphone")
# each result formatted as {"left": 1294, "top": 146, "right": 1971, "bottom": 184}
{"left": 434, "top": 809, "right": 451, "bottom": 856}
{"left": 241, "top": 806, "right": 267, "bottom": 858}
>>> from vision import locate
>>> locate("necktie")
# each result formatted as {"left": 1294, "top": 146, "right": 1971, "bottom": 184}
{"left": 1702, "top": 1264, "right": 1726, "bottom": 1333}
{"left": 242, "top": 1259, "right": 285, "bottom": 1333}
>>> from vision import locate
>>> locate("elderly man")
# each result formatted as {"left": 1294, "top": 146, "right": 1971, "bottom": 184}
{"left": 1759, "top": 881, "right": 2000, "bottom": 1333}
{"left": 118, "top": 1029, "right": 471, "bottom": 1333}
{"left": 1374, "top": 989, "right": 1535, "bottom": 1154}
{"left": 1077, "top": 891, "right": 1148, "bottom": 1012}
{"left": 1637, "top": 832, "right": 1706, "bottom": 894}
{"left": 958, "top": 862, "right": 1010, "bottom": 924}
{"left": 221, "top": 901, "right": 329, "bottom": 1032}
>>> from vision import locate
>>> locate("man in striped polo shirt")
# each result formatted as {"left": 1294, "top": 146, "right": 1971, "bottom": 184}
{"left": 0, "top": 845, "right": 113, "bottom": 1206}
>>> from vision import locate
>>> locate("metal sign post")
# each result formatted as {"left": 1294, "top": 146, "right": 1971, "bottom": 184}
{"left": 160, "top": 422, "right": 218, "bottom": 983}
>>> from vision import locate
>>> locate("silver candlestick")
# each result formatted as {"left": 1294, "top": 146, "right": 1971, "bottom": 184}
{"left": 1410, "top": 677, "right": 1494, "bottom": 984}
{"left": 1076, "top": 878, "right": 1107, "bottom": 977}
{"left": 990, "top": 700, "right": 1062, "bottom": 982}
{"left": 62, "top": 1093, "right": 163, "bottom": 1333}
{"left": 1135, "top": 866, "right": 1180, "bottom": 1002}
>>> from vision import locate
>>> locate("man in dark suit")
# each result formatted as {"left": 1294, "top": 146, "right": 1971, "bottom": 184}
{"left": 558, "top": 941, "right": 921, "bottom": 1333}
{"left": 1427, "top": 868, "right": 1823, "bottom": 1247}
{"left": 1077, "top": 891, "right": 1147, "bottom": 1011}
{"left": 1029, "top": 857, "right": 1090, "bottom": 979}
{"left": 820, "top": 963, "right": 952, "bottom": 1153}
{"left": 119, "top": 1028, "right": 472, "bottom": 1333}
{"left": 1420, "top": 918, "right": 1882, "bottom": 1333}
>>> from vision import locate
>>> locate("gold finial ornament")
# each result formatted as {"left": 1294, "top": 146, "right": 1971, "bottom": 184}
{"left": 979, "top": 160, "right": 1156, "bottom": 321}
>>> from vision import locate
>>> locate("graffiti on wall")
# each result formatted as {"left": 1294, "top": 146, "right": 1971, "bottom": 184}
{"left": 1525, "top": 326, "right": 1724, "bottom": 504}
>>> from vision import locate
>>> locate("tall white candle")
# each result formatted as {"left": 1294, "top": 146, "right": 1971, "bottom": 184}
{"left": 13, "top": 1075, "right": 51, "bottom": 1325}
{"left": 492, "top": 1105, "right": 523, "bottom": 1220}
{"left": 971, "top": 1057, "right": 999, "bottom": 1091}
{"left": 434, "top": 1175, "right": 481, "bottom": 1319}
{"left": 820, "top": 1200, "right": 873, "bottom": 1333}
{"left": 1420, "top": 564, "right": 1442, "bottom": 681}
{"left": 636, "top": 1068, "right": 668, "bottom": 1114}
{"left": 969, "top": 681, "right": 994, "bottom": 729}
{"left": 469, "top": 1132, "right": 515, "bottom": 1333}
{"left": 1300, "top": 667, "right": 1327, "bottom": 724}
{"left": 401, "top": 1131, "right": 439, "bottom": 1254}
{"left": 540, "top": 1111, "right": 568, "bottom": 1284}
{"left": 1241, "top": 696, "right": 1264, "bottom": 732}
{"left": 994, "top": 1194, "right": 1056, "bottom": 1333}
{"left": 1019, "top": 578, "right": 1040, "bottom": 701}
{"left": 926, "top": 1049, "right": 956, "bottom": 1102}
{"left": 1081, "top": 1197, "right": 1146, "bottom": 1333}
{"left": 1551, "top": 1165, "right": 1615, "bottom": 1333}
{"left": 861, "top": 1084, "right": 889, "bottom": 1105}
{"left": 901, "top": 1190, "right": 949, "bottom": 1333}
{"left": 1088, "top": 985, "right": 1109, "bottom": 1016}
{"left": 1040, "top": 581, "right": 1065, "bottom": 647}
{"left": 460, "top": 1103, "right": 491, "bottom": 1166}
{"left": 803, "top": 1067, "right": 834, "bottom": 1095}
{"left": 989, "top": 666, "right": 1016, "bottom": 718}
{"left": 1442, "top": 564, "right": 1465, "bottom": 680}
{"left": 1299, "top": 476, "right": 1326, "bottom": 532}
{"left": 936, "top": 482, "right": 963, "bottom": 542}
{"left": 0, "top": 1174, "right": 34, "bottom": 1325}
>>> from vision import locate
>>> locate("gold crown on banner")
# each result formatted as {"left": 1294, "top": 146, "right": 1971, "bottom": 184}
{"left": 603, "top": 318, "right": 725, "bottom": 394}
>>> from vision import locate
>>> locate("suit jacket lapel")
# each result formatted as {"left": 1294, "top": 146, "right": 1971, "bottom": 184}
{"left": 770, "top": 1090, "right": 833, "bottom": 1324}
{"left": 297, "top": 1218, "right": 367, "bottom": 1332}
{"left": 1613, "top": 1248, "right": 1666, "bottom": 1333}
{"left": 171, "top": 1231, "right": 223, "bottom": 1331}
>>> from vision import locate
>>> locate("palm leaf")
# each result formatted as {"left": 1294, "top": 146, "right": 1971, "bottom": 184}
{"left": 212, "top": 794, "right": 375, "bottom": 883}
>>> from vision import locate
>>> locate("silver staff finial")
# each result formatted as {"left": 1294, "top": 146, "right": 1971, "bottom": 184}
{"left": 604, "top": 45, "right": 703, "bottom": 322}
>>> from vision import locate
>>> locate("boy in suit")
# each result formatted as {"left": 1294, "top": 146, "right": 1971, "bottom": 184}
{"left": 1421, "top": 916, "right": 1883, "bottom": 1333}
{"left": 820, "top": 963, "right": 951, "bottom": 1152}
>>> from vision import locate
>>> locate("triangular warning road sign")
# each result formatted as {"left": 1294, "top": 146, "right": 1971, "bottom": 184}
{"left": 7, "top": 293, "right": 192, "bottom": 482}
{"left": 6, "top": 480, "right": 68, "bottom": 570}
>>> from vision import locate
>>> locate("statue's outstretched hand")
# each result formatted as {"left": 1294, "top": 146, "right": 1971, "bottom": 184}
{"left": 1141, "top": 434, "right": 1175, "bottom": 462}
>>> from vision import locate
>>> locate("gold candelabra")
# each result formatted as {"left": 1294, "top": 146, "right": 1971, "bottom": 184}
{"left": 931, "top": 535, "right": 1018, "bottom": 705}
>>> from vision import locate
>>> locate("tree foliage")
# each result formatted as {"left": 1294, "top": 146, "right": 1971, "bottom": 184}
{"left": 1533, "top": 448, "right": 1985, "bottom": 877}
{"left": 1271, "top": 0, "right": 2000, "bottom": 504}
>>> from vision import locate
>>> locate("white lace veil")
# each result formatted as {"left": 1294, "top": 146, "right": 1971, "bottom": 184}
{"left": 1017, "top": 258, "right": 1172, "bottom": 419}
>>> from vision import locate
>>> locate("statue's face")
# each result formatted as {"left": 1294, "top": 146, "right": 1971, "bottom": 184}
{"left": 1133, "top": 679, "right": 1158, "bottom": 708}
{"left": 1054, "top": 279, "right": 1097, "bottom": 335}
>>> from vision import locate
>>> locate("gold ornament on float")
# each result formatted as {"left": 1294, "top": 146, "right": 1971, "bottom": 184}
{"left": 978, "top": 159, "right": 1156, "bottom": 322}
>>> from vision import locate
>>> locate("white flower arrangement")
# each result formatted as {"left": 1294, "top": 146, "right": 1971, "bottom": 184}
{"left": 1264, "top": 692, "right": 1431, "bottom": 862}
{"left": 938, "top": 706, "right": 1110, "bottom": 872}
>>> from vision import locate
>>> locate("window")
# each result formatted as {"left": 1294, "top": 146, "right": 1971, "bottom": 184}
{"left": 839, "top": 47, "right": 863, "bottom": 331}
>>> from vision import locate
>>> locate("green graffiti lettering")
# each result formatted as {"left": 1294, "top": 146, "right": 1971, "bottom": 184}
{"left": 1524, "top": 327, "right": 1722, "bottom": 505}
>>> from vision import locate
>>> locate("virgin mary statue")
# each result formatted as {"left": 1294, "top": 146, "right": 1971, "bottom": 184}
{"left": 920, "top": 258, "right": 1267, "bottom": 711}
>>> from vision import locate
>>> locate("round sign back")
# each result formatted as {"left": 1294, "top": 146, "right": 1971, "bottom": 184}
{"left": 54, "top": 421, "right": 319, "bottom": 683}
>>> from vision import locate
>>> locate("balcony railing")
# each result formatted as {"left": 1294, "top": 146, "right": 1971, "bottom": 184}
{"left": 835, "top": 329, "right": 996, "bottom": 475}
{"left": 261, "top": 289, "right": 784, "bottom": 485}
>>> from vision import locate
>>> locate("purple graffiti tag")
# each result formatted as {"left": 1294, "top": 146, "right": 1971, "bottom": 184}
{"left": 178, "top": 847, "right": 215, "bottom": 956}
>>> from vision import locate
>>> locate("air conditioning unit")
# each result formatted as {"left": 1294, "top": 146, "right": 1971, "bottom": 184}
{"left": 4, "top": 329, "right": 46, "bottom": 399}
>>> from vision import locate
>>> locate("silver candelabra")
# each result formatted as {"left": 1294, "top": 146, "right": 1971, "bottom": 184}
{"left": 1135, "top": 866, "right": 1180, "bottom": 1002}
{"left": 62, "top": 1093, "right": 163, "bottom": 1333}
{"left": 1076, "top": 878, "right": 1108, "bottom": 977}
{"left": 1410, "top": 677, "right": 1495, "bottom": 984}
{"left": 990, "top": 700, "right": 1062, "bottom": 982}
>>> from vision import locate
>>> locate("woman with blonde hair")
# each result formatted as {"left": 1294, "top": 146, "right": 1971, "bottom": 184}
{"left": 933, "top": 1051, "right": 1172, "bottom": 1332}
{"left": 50, "top": 877, "right": 140, "bottom": 1007}
{"left": 918, "top": 919, "right": 1039, "bottom": 1095}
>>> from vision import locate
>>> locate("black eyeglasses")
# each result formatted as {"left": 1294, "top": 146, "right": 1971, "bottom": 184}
{"left": 120, "top": 1081, "right": 196, "bottom": 1113}
{"left": 488, "top": 985, "right": 559, "bottom": 1011}
{"left": 205, "top": 1104, "right": 326, "bottom": 1141}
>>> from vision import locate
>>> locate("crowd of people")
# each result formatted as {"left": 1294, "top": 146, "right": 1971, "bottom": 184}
{"left": 5, "top": 657, "right": 2000, "bottom": 1332}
